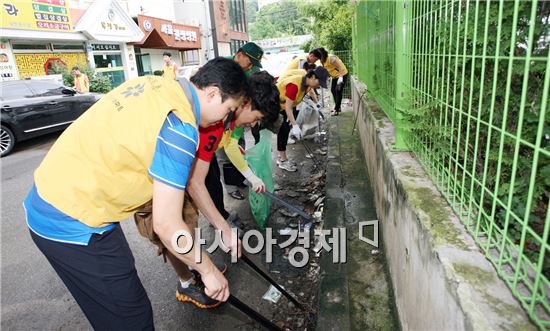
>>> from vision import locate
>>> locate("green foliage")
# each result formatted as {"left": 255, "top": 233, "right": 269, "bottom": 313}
{"left": 248, "top": 0, "right": 310, "bottom": 40}
{"left": 153, "top": 70, "right": 164, "bottom": 76}
{"left": 301, "top": 0, "right": 353, "bottom": 51}
{"left": 300, "top": 38, "right": 314, "bottom": 53}
{"left": 89, "top": 74, "right": 112, "bottom": 94}
{"left": 49, "top": 63, "right": 112, "bottom": 93}
{"left": 377, "top": 1, "right": 550, "bottom": 277}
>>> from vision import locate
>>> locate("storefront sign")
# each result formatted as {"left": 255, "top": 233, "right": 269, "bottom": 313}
{"left": 0, "top": 41, "right": 18, "bottom": 80}
{"left": 97, "top": 7, "right": 127, "bottom": 34}
{"left": 91, "top": 44, "right": 120, "bottom": 51}
{"left": 135, "top": 15, "right": 200, "bottom": 49}
{"left": 160, "top": 24, "right": 197, "bottom": 42}
{"left": 1, "top": 0, "right": 72, "bottom": 32}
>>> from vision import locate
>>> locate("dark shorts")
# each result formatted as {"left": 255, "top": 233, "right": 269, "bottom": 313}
{"left": 30, "top": 224, "right": 154, "bottom": 330}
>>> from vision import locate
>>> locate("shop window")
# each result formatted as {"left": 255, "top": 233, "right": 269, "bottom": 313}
{"left": 183, "top": 50, "right": 200, "bottom": 65}
{"left": 12, "top": 43, "right": 50, "bottom": 51}
{"left": 94, "top": 54, "right": 123, "bottom": 68}
{"left": 229, "top": 0, "right": 246, "bottom": 33}
{"left": 52, "top": 44, "right": 85, "bottom": 51}
{"left": 231, "top": 40, "right": 247, "bottom": 54}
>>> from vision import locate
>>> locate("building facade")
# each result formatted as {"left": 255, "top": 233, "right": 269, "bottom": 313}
{"left": 75, "top": 0, "right": 144, "bottom": 87}
{"left": 0, "top": 0, "right": 143, "bottom": 88}
{"left": 210, "top": 0, "right": 249, "bottom": 57}
{"left": 132, "top": 15, "right": 201, "bottom": 76}
{"left": 0, "top": 0, "right": 252, "bottom": 86}
{"left": 173, "top": 0, "right": 252, "bottom": 61}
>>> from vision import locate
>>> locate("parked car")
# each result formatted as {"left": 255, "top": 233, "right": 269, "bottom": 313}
{"left": 0, "top": 79, "right": 97, "bottom": 157}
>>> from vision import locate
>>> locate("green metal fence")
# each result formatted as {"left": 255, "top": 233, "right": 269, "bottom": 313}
{"left": 331, "top": 50, "right": 353, "bottom": 101}
{"left": 353, "top": 0, "right": 549, "bottom": 328}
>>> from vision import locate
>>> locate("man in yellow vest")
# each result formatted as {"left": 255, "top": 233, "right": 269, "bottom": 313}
{"left": 318, "top": 48, "right": 349, "bottom": 116}
{"left": 23, "top": 58, "right": 248, "bottom": 330}
{"left": 162, "top": 51, "right": 178, "bottom": 80}
{"left": 162, "top": 72, "right": 280, "bottom": 307}
{"left": 72, "top": 66, "right": 89, "bottom": 93}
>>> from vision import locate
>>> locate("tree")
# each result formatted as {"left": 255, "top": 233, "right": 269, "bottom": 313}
{"left": 248, "top": 0, "right": 310, "bottom": 40}
{"left": 300, "top": 0, "right": 353, "bottom": 51}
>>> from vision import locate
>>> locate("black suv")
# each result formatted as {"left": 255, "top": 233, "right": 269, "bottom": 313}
{"left": 1, "top": 79, "right": 97, "bottom": 156}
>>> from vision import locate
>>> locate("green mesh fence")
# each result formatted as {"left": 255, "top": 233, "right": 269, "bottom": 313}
{"left": 353, "top": 0, "right": 550, "bottom": 328}
{"left": 245, "top": 129, "right": 274, "bottom": 230}
{"left": 331, "top": 50, "right": 353, "bottom": 101}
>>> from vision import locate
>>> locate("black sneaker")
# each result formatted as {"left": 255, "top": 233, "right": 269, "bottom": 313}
{"left": 229, "top": 190, "right": 245, "bottom": 200}
{"left": 176, "top": 278, "right": 222, "bottom": 308}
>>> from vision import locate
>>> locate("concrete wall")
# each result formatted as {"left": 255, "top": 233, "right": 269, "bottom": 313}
{"left": 351, "top": 77, "right": 536, "bottom": 331}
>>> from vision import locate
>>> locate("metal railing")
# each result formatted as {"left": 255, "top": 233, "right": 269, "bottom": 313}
{"left": 353, "top": 0, "right": 550, "bottom": 328}
{"left": 331, "top": 50, "right": 353, "bottom": 101}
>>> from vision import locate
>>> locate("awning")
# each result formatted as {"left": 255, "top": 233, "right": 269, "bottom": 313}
{"left": 132, "top": 15, "right": 201, "bottom": 50}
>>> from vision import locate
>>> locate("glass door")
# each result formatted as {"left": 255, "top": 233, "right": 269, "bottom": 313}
{"left": 93, "top": 53, "right": 125, "bottom": 88}
{"left": 136, "top": 54, "right": 152, "bottom": 76}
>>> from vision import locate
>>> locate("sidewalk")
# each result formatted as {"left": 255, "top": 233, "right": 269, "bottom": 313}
{"left": 317, "top": 108, "right": 400, "bottom": 331}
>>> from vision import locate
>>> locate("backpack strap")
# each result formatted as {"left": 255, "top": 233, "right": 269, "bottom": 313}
{"left": 176, "top": 77, "right": 199, "bottom": 127}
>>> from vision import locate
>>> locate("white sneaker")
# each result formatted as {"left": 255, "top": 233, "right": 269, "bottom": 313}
{"left": 277, "top": 159, "right": 297, "bottom": 172}
{"left": 287, "top": 138, "right": 296, "bottom": 145}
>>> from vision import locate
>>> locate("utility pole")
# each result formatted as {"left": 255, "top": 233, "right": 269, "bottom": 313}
{"left": 208, "top": 0, "right": 219, "bottom": 57}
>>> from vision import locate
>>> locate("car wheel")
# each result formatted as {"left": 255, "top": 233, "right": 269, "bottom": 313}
{"left": 1, "top": 125, "right": 15, "bottom": 157}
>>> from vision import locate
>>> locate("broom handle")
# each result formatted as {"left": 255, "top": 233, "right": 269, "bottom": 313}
{"left": 227, "top": 294, "right": 282, "bottom": 331}
{"left": 241, "top": 254, "right": 305, "bottom": 310}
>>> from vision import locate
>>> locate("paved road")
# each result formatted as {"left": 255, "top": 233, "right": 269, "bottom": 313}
{"left": 1, "top": 133, "right": 273, "bottom": 331}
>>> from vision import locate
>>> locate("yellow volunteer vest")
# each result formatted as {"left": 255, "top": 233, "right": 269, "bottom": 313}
{"left": 34, "top": 76, "right": 197, "bottom": 227}
{"left": 163, "top": 63, "right": 177, "bottom": 80}
{"left": 284, "top": 55, "right": 322, "bottom": 73}
{"left": 279, "top": 69, "right": 306, "bottom": 80}
{"left": 284, "top": 55, "right": 308, "bottom": 72}
{"left": 76, "top": 75, "right": 89, "bottom": 92}
{"left": 277, "top": 74, "right": 310, "bottom": 110}
{"left": 323, "top": 55, "right": 348, "bottom": 78}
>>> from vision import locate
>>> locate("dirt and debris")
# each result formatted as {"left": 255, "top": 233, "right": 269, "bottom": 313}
{"left": 260, "top": 123, "right": 328, "bottom": 331}
{"left": 262, "top": 285, "right": 283, "bottom": 304}
{"left": 285, "top": 190, "right": 300, "bottom": 198}
{"left": 222, "top": 110, "right": 330, "bottom": 331}
{"left": 280, "top": 209, "right": 299, "bottom": 218}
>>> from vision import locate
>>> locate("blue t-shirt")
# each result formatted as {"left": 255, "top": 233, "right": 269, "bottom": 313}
{"left": 24, "top": 92, "right": 200, "bottom": 246}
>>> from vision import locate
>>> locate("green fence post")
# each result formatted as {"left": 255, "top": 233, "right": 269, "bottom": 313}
{"left": 393, "top": 0, "right": 410, "bottom": 150}
{"left": 352, "top": 6, "right": 357, "bottom": 75}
